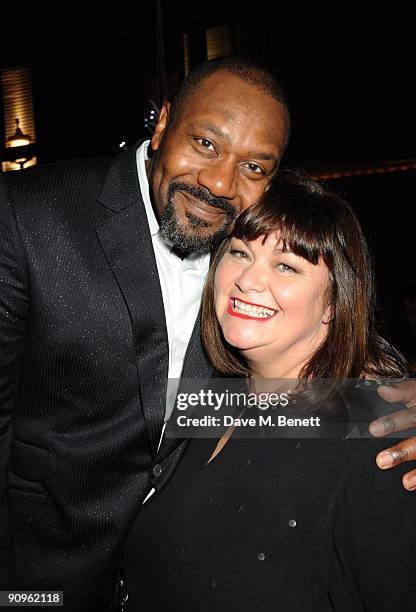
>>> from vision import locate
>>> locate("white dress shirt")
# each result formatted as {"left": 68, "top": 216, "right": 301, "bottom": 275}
{"left": 136, "top": 141, "right": 210, "bottom": 424}
{"left": 137, "top": 141, "right": 210, "bottom": 504}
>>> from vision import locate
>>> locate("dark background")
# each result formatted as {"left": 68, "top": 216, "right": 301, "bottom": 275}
{"left": 1, "top": 4, "right": 415, "bottom": 355}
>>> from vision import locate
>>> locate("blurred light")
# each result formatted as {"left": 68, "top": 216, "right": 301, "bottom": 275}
{"left": 311, "top": 159, "right": 416, "bottom": 180}
{"left": 1, "top": 66, "right": 37, "bottom": 172}
{"left": 7, "top": 118, "right": 32, "bottom": 148}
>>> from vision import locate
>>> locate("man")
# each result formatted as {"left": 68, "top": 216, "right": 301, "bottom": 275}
{"left": 0, "top": 57, "right": 415, "bottom": 611}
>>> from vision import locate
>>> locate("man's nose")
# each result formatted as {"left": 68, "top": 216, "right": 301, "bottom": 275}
{"left": 197, "top": 159, "right": 238, "bottom": 200}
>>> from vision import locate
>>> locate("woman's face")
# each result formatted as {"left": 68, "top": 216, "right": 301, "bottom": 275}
{"left": 214, "top": 232, "right": 332, "bottom": 374}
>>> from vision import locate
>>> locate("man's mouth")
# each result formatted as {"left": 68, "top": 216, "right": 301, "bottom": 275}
{"left": 180, "top": 192, "right": 227, "bottom": 221}
{"left": 227, "top": 297, "right": 277, "bottom": 321}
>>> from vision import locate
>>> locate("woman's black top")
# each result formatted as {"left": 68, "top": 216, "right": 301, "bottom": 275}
{"left": 123, "top": 433, "right": 415, "bottom": 611}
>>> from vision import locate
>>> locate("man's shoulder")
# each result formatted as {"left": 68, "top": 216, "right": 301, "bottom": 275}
{"left": 1, "top": 156, "right": 113, "bottom": 197}
{"left": 0, "top": 156, "right": 118, "bottom": 225}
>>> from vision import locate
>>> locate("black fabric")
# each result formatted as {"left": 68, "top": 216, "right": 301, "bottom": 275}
{"left": 123, "top": 435, "right": 416, "bottom": 611}
{"left": 0, "top": 146, "right": 212, "bottom": 611}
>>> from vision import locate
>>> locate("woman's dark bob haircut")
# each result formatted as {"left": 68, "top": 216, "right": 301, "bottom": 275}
{"left": 202, "top": 170, "right": 407, "bottom": 380}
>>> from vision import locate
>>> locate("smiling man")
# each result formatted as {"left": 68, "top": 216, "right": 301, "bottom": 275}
{"left": 0, "top": 57, "right": 289, "bottom": 611}
{"left": 147, "top": 67, "right": 289, "bottom": 254}
{"left": 0, "top": 56, "right": 415, "bottom": 611}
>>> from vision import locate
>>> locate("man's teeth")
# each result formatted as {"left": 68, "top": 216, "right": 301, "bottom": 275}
{"left": 232, "top": 299, "right": 276, "bottom": 318}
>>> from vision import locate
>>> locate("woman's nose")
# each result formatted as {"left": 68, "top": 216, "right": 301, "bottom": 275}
{"left": 235, "top": 264, "right": 268, "bottom": 294}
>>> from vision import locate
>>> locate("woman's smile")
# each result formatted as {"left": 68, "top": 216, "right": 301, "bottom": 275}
{"left": 228, "top": 297, "right": 277, "bottom": 321}
{"left": 214, "top": 232, "right": 331, "bottom": 377}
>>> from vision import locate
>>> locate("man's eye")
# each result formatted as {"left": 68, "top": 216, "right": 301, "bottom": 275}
{"left": 196, "top": 138, "right": 215, "bottom": 151}
{"left": 246, "top": 163, "right": 265, "bottom": 175}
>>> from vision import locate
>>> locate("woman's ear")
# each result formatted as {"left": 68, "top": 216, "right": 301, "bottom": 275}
{"left": 322, "top": 275, "right": 333, "bottom": 325}
{"left": 321, "top": 306, "right": 333, "bottom": 325}
{"left": 150, "top": 102, "right": 171, "bottom": 152}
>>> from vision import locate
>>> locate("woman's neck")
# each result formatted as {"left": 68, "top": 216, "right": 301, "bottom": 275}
{"left": 245, "top": 348, "right": 313, "bottom": 380}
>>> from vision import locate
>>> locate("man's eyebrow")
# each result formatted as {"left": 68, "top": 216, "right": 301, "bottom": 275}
{"left": 252, "top": 152, "right": 278, "bottom": 162}
{"left": 190, "top": 122, "right": 231, "bottom": 143}
{"left": 190, "top": 122, "right": 280, "bottom": 164}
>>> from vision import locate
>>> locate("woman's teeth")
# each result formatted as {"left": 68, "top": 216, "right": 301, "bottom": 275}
{"left": 232, "top": 298, "right": 276, "bottom": 318}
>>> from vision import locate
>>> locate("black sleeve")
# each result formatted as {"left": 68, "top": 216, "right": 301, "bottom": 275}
{"left": 329, "top": 439, "right": 416, "bottom": 611}
{"left": 0, "top": 176, "right": 29, "bottom": 587}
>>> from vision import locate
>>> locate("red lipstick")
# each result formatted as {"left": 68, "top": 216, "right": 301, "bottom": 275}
{"left": 227, "top": 298, "right": 276, "bottom": 322}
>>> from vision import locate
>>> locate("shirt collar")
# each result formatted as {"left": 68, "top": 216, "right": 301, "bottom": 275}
{"left": 136, "top": 140, "right": 159, "bottom": 237}
{"left": 136, "top": 140, "right": 211, "bottom": 270}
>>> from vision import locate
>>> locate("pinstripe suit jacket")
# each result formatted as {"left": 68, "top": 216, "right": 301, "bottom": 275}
{"left": 0, "top": 145, "right": 212, "bottom": 610}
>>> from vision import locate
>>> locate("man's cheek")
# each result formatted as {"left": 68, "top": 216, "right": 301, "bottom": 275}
{"left": 168, "top": 153, "right": 196, "bottom": 175}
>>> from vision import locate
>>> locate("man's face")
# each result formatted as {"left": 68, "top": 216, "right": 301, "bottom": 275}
{"left": 146, "top": 70, "right": 290, "bottom": 254}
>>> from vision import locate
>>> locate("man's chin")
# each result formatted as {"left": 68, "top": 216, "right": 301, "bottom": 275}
{"left": 162, "top": 224, "right": 227, "bottom": 254}
{"left": 172, "top": 232, "right": 218, "bottom": 254}
{"left": 159, "top": 199, "right": 232, "bottom": 254}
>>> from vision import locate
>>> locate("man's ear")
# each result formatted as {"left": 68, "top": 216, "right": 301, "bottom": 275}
{"left": 150, "top": 102, "right": 171, "bottom": 152}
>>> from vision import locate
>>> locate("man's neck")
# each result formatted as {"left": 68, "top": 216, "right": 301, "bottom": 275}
{"left": 144, "top": 157, "right": 163, "bottom": 225}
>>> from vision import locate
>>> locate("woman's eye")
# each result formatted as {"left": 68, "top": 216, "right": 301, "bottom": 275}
{"left": 276, "top": 262, "right": 296, "bottom": 272}
{"left": 196, "top": 138, "right": 215, "bottom": 151}
{"left": 229, "top": 249, "right": 248, "bottom": 259}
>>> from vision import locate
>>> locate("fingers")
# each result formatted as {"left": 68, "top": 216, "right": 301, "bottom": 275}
{"left": 372, "top": 388, "right": 416, "bottom": 491}
{"left": 376, "top": 438, "right": 416, "bottom": 491}
{"left": 369, "top": 407, "right": 416, "bottom": 436}
{"left": 403, "top": 468, "right": 416, "bottom": 492}
{"left": 376, "top": 440, "right": 414, "bottom": 468}
{"left": 377, "top": 379, "right": 416, "bottom": 408}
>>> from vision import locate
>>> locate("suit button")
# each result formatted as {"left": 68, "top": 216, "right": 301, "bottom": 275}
{"left": 152, "top": 464, "right": 163, "bottom": 478}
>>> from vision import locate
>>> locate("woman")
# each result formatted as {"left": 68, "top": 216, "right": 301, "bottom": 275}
{"left": 123, "top": 172, "right": 415, "bottom": 610}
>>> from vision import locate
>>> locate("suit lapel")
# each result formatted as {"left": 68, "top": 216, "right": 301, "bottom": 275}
{"left": 95, "top": 144, "right": 169, "bottom": 456}
{"left": 157, "top": 314, "right": 214, "bottom": 462}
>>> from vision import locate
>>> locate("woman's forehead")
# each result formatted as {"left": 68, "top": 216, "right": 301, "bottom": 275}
{"left": 232, "top": 230, "right": 289, "bottom": 251}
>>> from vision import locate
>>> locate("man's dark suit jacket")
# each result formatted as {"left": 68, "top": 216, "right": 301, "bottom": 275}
{"left": 0, "top": 145, "right": 212, "bottom": 610}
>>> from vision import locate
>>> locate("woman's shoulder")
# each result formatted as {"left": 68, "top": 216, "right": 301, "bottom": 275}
{"left": 333, "top": 437, "right": 415, "bottom": 520}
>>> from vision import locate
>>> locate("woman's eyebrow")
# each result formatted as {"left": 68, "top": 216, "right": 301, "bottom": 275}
{"left": 230, "top": 237, "right": 248, "bottom": 246}
{"left": 273, "top": 244, "right": 292, "bottom": 254}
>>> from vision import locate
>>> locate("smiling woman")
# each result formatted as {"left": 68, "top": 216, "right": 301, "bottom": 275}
{"left": 202, "top": 170, "right": 406, "bottom": 381}
{"left": 123, "top": 171, "right": 415, "bottom": 611}
{"left": 213, "top": 232, "right": 331, "bottom": 377}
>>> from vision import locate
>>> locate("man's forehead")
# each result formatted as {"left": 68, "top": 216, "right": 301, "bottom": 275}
{"left": 173, "top": 72, "right": 290, "bottom": 153}
{"left": 183, "top": 84, "right": 287, "bottom": 126}
{"left": 185, "top": 105, "right": 286, "bottom": 155}
{"left": 192, "top": 73, "right": 278, "bottom": 108}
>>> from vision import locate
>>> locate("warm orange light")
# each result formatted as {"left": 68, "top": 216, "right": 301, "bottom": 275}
{"left": 1, "top": 66, "right": 36, "bottom": 172}
{"left": 311, "top": 160, "right": 416, "bottom": 180}
{"left": 2, "top": 158, "right": 37, "bottom": 172}
{"left": 7, "top": 117, "right": 32, "bottom": 148}
{"left": 8, "top": 137, "right": 30, "bottom": 148}
{"left": 206, "top": 26, "right": 231, "bottom": 61}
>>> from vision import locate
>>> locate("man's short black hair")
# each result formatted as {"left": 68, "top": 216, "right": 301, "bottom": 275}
{"left": 169, "top": 56, "right": 289, "bottom": 126}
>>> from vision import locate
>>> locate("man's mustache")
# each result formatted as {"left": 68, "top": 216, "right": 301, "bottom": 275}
{"left": 168, "top": 182, "right": 237, "bottom": 219}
